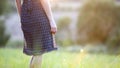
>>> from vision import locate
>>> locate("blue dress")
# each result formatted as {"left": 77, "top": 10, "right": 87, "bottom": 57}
{"left": 21, "top": 0, "right": 57, "bottom": 56}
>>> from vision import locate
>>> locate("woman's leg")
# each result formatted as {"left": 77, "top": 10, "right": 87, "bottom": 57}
{"left": 30, "top": 55, "right": 42, "bottom": 68}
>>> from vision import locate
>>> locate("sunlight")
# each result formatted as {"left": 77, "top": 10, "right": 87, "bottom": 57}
{"left": 80, "top": 49, "right": 84, "bottom": 53}
{"left": 71, "top": 49, "right": 87, "bottom": 67}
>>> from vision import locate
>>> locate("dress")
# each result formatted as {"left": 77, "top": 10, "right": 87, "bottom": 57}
{"left": 20, "top": 0, "right": 57, "bottom": 56}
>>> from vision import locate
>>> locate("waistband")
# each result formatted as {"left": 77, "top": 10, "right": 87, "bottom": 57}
{"left": 23, "top": 0, "right": 40, "bottom": 3}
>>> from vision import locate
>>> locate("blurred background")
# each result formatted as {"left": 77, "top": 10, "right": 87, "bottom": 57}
{"left": 0, "top": 0, "right": 120, "bottom": 68}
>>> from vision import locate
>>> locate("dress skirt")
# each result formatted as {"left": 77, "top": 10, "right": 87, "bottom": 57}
{"left": 20, "top": 0, "right": 57, "bottom": 56}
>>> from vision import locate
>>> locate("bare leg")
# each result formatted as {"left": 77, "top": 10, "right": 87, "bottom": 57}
{"left": 30, "top": 55, "right": 42, "bottom": 68}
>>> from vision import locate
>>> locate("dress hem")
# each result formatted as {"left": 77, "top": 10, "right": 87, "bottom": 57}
{"left": 23, "top": 48, "right": 57, "bottom": 56}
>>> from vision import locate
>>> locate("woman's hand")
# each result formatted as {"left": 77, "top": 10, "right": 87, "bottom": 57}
{"left": 40, "top": 0, "right": 57, "bottom": 34}
{"left": 50, "top": 20, "right": 57, "bottom": 34}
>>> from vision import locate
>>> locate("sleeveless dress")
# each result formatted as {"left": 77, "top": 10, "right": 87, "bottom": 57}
{"left": 20, "top": 0, "right": 57, "bottom": 56}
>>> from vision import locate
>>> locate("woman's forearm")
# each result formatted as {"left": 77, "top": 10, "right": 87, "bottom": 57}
{"left": 41, "top": 0, "right": 56, "bottom": 27}
{"left": 15, "top": 0, "right": 21, "bottom": 15}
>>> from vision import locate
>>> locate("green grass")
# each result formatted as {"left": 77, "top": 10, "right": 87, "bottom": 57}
{"left": 0, "top": 48, "right": 120, "bottom": 68}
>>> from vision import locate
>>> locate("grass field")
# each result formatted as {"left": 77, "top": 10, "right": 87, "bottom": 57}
{"left": 0, "top": 48, "right": 120, "bottom": 68}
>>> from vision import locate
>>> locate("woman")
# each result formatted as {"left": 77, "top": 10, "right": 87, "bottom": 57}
{"left": 16, "top": 0, "right": 57, "bottom": 68}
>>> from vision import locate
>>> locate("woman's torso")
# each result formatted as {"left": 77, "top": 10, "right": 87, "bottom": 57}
{"left": 21, "top": 0, "right": 48, "bottom": 24}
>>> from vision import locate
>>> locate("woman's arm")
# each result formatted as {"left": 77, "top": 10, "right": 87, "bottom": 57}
{"left": 41, "top": 0, "right": 57, "bottom": 34}
{"left": 15, "top": 0, "right": 21, "bottom": 15}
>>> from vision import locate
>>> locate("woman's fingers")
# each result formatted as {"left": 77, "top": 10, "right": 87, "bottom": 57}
{"left": 51, "top": 27, "right": 57, "bottom": 34}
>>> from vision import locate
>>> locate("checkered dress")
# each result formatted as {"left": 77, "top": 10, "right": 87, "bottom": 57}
{"left": 20, "top": 0, "right": 57, "bottom": 56}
